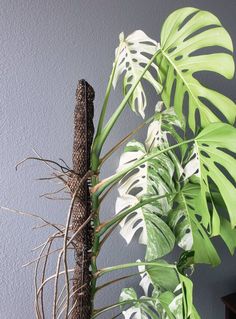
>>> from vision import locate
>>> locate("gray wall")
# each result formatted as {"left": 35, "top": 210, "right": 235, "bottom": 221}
{"left": 0, "top": 0, "right": 235, "bottom": 318}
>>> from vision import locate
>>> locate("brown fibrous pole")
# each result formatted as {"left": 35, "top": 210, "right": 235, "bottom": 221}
{"left": 68, "top": 80, "right": 95, "bottom": 319}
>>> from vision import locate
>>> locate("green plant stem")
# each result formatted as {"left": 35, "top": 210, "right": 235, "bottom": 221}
{"left": 92, "top": 297, "right": 158, "bottom": 318}
{"left": 90, "top": 175, "right": 101, "bottom": 309}
{"left": 95, "top": 272, "right": 138, "bottom": 292}
{"left": 95, "top": 267, "right": 150, "bottom": 292}
{"left": 91, "top": 49, "right": 162, "bottom": 166}
{"left": 101, "top": 50, "right": 161, "bottom": 147}
{"left": 94, "top": 139, "right": 194, "bottom": 197}
{"left": 96, "top": 261, "right": 176, "bottom": 278}
{"left": 90, "top": 49, "right": 162, "bottom": 310}
{"left": 96, "top": 44, "right": 122, "bottom": 137}
{"left": 91, "top": 44, "right": 121, "bottom": 171}
{"left": 90, "top": 42, "right": 123, "bottom": 314}
{"left": 99, "top": 112, "right": 157, "bottom": 167}
{"left": 97, "top": 192, "right": 176, "bottom": 238}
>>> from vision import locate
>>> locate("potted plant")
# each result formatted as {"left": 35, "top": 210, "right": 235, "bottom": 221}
{"left": 3, "top": 6, "right": 236, "bottom": 319}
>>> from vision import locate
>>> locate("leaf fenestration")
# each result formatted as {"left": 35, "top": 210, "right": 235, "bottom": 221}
{"left": 113, "top": 30, "right": 162, "bottom": 118}
{"left": 116, "top": 110, "right": 182, "bottom": 260}
{"left": 157, "top": 7, "right": 235, "bottom": 132}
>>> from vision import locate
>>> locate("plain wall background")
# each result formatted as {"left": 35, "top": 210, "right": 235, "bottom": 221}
{"left": 0, "top": 0, "right": 235, "bottom": 318}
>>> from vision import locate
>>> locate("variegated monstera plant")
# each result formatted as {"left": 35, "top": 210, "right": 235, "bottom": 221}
{"left": 90, "top": 7, "right": 236, "bottom": 319}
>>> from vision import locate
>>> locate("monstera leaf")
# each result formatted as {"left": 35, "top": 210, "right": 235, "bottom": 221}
{"left": 120, "top": 261, "right": 194, "bottom": 319}
{"left": 168, "top": 123, "right": 236, "bottom": 265}
{"left": 157, "top": 7, "right": 235, "bottom": 131}
{"left": 120, "top": 288, "right": 159, "bottom": 319}
{"left": 115, "top": 141, "right": 177, "bottom": 260}
{"left": 113, "top": 30, "right": 162, "bottom": 117}
{"left": 168, "top": 182, "right": 220, "bottom": 266}
{"left": 117, "top": 140, "right": 177, "bottom": 204}
{"left": 116, "top": 110, "right": 183, "bottom": 260}
{"left": 117, "top": 108, "right": 182, "bottom": 203}
{"left": 195, "top": 123, "right": 236, "bottom": 230}
{"left": 169, "top": 122, "right": 236, "bottom": 264}
{"left": 146, "top": 262, "right": 193, "bottom": 319}
{"left": 116, "top": 194, "right": 175, "bottom": 261}
{"left": 145, "top": 105, "right": 183, "bottom": 150}
{"left": 220, "top": 217, "right": 236, "bottom": 255}
{"left": 146, "top": 105, "right": 188, "bottom": 163}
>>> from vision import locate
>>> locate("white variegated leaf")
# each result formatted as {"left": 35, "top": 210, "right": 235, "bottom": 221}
{"left": 113, "top": 30, "right": 162, "bottom": 118}
{"left": 168, "top": 204, "right": 193, "bottom": 252}
{"left": 168, "top": 285, "right": 184, "bottom": 319}
{"left": 117, "top": 138, "right": 177, "bottom": 210}
{"left": 183, "top": 145, "right": 200, "bottom": 180}
{"left": 116, "top": 194, "right": 175, "bottom": 261}
{"left": 145, "top": 107, "right": 182, "bottom": 151}
{"left": 138, "top": 261, "right": 153, "bottom": 296}
{"left": 116, "top": 110, "right": 184, "bottom": 260}
{"left": 120, "top": 288, "right": 156, "bottom": 319}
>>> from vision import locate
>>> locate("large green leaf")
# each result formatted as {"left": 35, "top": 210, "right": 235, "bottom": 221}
{"left": 157, "top": 7, "right": 235, "bottom": 132}
{"left": 113, "top": 30, "right": 162, "bottom": 118}
{"left": 120, "top": 261, "right": 194, "bottom": 319}
{"left": 159, "top": 292, "right": 201, "bottom": 319}
{"left": 207, "top": 187, "right": 236, "bottom": 254}
{"left": 146, "top": 262, "right": 193, "bottom": 318}
{"left": 168, "top": 182, "right": 221, "bottom": 266}
{"left": 195, "top": 123, "right": 236, "bottom": 230}
{"left": 220, "top": 217, "right": 236, "bottom": 255}
{"left": 169, "top": 123, "right": 236, "bottom": 264}
{"left": 146, "top": 261, "right": 179, "bottom": 292}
